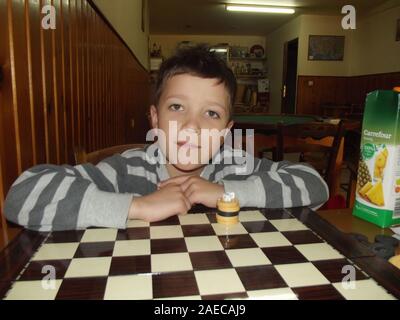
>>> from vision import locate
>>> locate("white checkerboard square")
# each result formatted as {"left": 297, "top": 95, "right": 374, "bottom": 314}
{"left": 113, "top": 239, "right": 151, "bottom": 257}
{"left": 226, "top": 248, "right": 271, "bottom": 267}
{"left": 250, "top": 232, "right": 291, "bottom": 248}
{"left": 150, "top": 226, "right": 183, "bottom": 239}
{"left": 195, "top": 269, "right": 245, "bottom": 295}
{"left": 179, "top": 214, "right": 210, "bottom": 225}
{"left": 275, "top": 263, "right": 330, "bottom": 287}
{"left": 295, "top": 243, "right": 344, "bottom": 261}
{"left": 211, "top": 223, "right": 248, "bottom": 236}
{"left": 269, "top": 219, "right": 308, "bottom": 232}
{"left": 32, "top": 243, "right": 79, "bottom": 261}
{"left": 81, "top": 229, "right": 118, "bottom": 243}
{"left": 4, "top": 280, "right": 62, "bottom": 300}
{"left": 64, "top": 257, "right": 112, "bottom": 278}
{"left": 151, "top": 253, "right": 192, "bottom": 273}
{"left": 104, "top": 275, "right": 153, "bottom": 300}
{"left": 185, "top": 236, "right": 224, "bottom": 253}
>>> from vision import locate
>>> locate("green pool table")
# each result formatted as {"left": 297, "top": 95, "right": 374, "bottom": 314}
{"left": 233, "top": 113, "right": 323, "bottom": 132}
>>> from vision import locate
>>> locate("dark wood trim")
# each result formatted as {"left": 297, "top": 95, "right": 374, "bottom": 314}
{"left": 0, "top": 230, "right": 46, "bottom": 282}
{"left": 289, "top": 207, "right": 400, "bottom": 299}
{"left": 352, "top": 256, "right": 400, "bottom": 299}
{"left": 289, "top": 207, "right": 374, "bottom": 259}
{"left": 86, "top": 0, "right": 148, "bottom": 73}
{"left": 298, "top": 71, "right": 400, "bottom": 78}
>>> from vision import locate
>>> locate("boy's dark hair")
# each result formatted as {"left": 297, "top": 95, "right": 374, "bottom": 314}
{"left": 155, "top": 45, "right": 237, "bottom": 116}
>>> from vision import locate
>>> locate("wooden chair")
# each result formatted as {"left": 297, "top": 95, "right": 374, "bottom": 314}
{"left": 274, "top": 121, "right": 345, "bottom": 194}
{"left": 342, "top": 128, "right": 361, "bottom": 207}
{"left": 74, "top": 144, "right": 147, "bottom": 165}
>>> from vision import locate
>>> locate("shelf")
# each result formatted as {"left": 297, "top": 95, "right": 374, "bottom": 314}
{"left": 235, "top": 74, "right": 268, "bottom": 80}
{"left": 230, "top": 57, "right": 266, "bottom": 61}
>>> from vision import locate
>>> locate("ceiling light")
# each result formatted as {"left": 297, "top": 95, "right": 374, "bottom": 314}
{"left": 226, "top": 5, "right": 295, "bottom": 14}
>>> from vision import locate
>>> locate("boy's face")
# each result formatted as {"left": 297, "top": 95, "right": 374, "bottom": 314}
{"left": 150, "top": 74, "right": 234, "bottom": 173}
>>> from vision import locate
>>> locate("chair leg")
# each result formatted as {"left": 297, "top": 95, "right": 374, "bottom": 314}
{"left": 347, "top": 174, "right": 357, "bottom": 208}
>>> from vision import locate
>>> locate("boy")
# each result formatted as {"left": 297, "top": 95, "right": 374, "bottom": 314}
{"left": 4, "top": 46, "right": 328, "bottom": 231}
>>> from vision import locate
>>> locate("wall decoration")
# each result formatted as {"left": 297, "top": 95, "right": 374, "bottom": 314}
{"left": 308, "top": 35, "right": 345, "bottom": 61}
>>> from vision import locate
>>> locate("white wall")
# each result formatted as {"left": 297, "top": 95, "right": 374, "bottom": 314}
{"left": 94, "top": 0, "right": 149, "bottom": 69}
{"left": 349, "top": 4, "right": 400, "bottom": 76}
{"left": 266, "top": 16, "right": 301, "bottom": 113}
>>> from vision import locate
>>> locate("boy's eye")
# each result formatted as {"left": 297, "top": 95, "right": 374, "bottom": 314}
{"left": 169, "top": 104, "right": 184, "bottom": 111}
{"left": 206, "top": 110, "right": 220, "bottom": 119}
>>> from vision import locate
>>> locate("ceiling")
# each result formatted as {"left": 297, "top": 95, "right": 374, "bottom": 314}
{"left": 149, "top": 0, "right": 389, "bottom": 35}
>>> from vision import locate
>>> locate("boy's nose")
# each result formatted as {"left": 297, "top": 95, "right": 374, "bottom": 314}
{"left": 181, "top": 118, "right": 201, "bottom": 133}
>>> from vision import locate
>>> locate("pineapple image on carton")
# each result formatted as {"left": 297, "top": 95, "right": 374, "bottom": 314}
{"left": 373, "top": 148, "right": 388, "bottom": 179}
{"left": 353, "top": 89, "right": 400, "bottom": 228}
{"left": 357, "top": 157, "right": 372, "bottom": 194}
{"left": 365, "top": 181, "right": 385, "bottom": 206}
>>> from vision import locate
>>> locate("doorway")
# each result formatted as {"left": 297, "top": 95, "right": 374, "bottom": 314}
{"left": 281, "top": 38, "right": 299, "bottom": 114}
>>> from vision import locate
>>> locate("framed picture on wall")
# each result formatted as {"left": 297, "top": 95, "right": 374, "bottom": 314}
{"left": 308, "top": 35, "right": 345, "bottom": 61}
{"left": 396, "top": 19, "right": 400, "bottom": 41}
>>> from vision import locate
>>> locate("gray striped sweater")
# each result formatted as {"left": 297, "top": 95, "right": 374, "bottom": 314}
{"left": 4, "top": 144, "right": 329, "bottom": 231}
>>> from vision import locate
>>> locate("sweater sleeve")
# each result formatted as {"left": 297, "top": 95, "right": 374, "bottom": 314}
{"left": 4, "top": 156, "right": 134, "bottom": 232}
{"left": 220, "top": 157, "right": 329, "bottom": 209}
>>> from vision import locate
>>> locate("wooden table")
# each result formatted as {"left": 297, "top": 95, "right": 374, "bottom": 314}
{"left": 0, "top": 206, "right": 399, "bottom": 300}
{"left": 318, "top": 208, "right": 396, "bottom": 244}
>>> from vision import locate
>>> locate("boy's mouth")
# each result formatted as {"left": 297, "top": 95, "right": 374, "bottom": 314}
{"left": 176, "top": 141, "right": 201, "bottom": 149}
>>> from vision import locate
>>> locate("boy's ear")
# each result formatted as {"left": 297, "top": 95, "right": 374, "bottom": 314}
{"left": 227, "top": 120, "right": 234, "bottom": 131}
{"left": 150, "top": 105, "right": 159, "bottom": 129}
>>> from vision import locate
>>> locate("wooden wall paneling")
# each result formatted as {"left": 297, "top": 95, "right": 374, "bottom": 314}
{"left": 0, "top": 0, "right": 20, "bottom": 195}
{"left": 76, "top": 0, "right": 85, "bottom": 150}
{"left": 89, "top": 6, "right": 95, "bottom": 151}
{"left": 0, "top": 0, "right": 7, "bottom": 237}
{"left": 62, "top": 0, "right": 74, "bottom": 164}
{"left": 71, "top": 0, "right": 81, "bottom": 151}
{"left": 100, "top": 15, "right": 106, "bottom": 149}
{"left": 85, "top": 1, "right": 93, "bottom": 152}
{"left": 106, "top": 28, "right": 113, "bottom": 146}
{"left": 1, "top": 0, "right": 151, "bottom": 212}
{"left": 111, "top": 35, "right": 116, "bottom": 145}
{"left": 88, "top": 1, "right": 95, "bottom": 150}
{"left": 93, "top": 8, "right": 100, "bottom": 151}
{"left": 40, "top": 0, "right": 57, "bottom": 164}
{"left": 99, "top": 14, "right": 105, "bottom": 149}
{"left": 68, "top": 0, "right": 77, "bottom": 155}
{"left": 58, "top": 0, "right": 69, "bottom": 164}
{"left": 9, "top": 0, "right": 35, "bottom": 171}
{"left": 81, "top": 0, "right": 87, "bottom": 151}
{"left": 52, "top": 0, "right": 64, "bottom": 164}
{"left": 27, "top": 0, "right": 46, "bottom": 165}
{"left": 297, "top": 73, "right": 400, "bottom": 115}
{"left": 103, "top": 23, "right": 108, "bottom": 147}
{"left": 81, "top": 0, "right": 88, "bottom": 151}
{"left": 118, "top": 46, "right": 124, "bottom": 144}
{"left": 0, "top": 151, "right": 7, "bottom": 245}
{"left": 109, "top": 32, "right": 118, "bottom": 145}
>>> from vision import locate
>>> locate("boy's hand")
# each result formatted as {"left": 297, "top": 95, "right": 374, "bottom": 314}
{"left": 129, "top": 184, "right": 191, "bottom": 222}
{"left": 158, "top": 176, "right": 225, "bottom": 208}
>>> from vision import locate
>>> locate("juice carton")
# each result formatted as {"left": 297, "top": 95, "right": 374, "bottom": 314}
{"left": 353, "top": 89, "right": 400, "bottom": 228}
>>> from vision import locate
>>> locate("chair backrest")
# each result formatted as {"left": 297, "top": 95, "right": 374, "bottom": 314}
{"left": 275, "top": 121, "right": 345, "bottom": 191}
{"left": 74, "top": 144, "right": 148, "bottom": 165}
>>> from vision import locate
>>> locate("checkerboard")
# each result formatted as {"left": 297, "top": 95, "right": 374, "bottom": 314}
{"left": 2, "top": 209, "right": 397, "bottom": 300}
